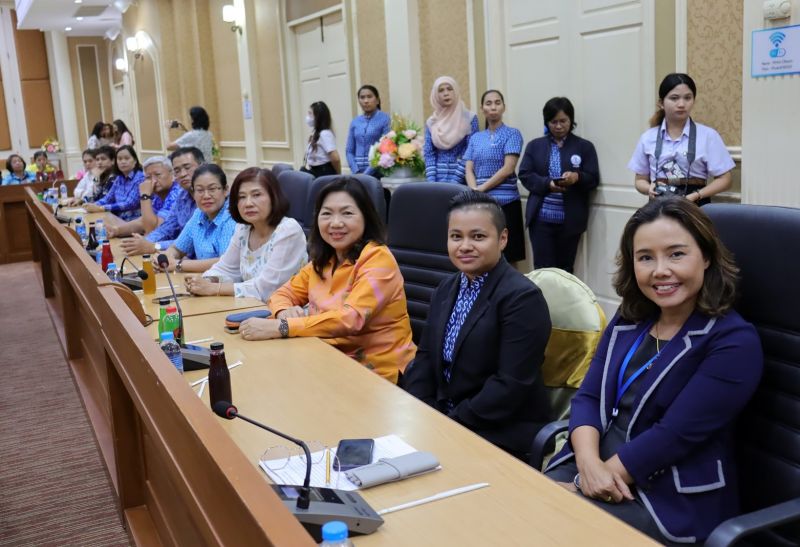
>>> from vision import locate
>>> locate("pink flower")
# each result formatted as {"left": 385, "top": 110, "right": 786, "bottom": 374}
{"left": 385, "top": 130, "right": 397, "bottom": 139}
{"left": 378, "top": 153, "right": 396, "bottom": 169}
{"left": 46, "top": 145, "right": 55, "bottom": 153}
{"left": 402, "top": 129, "right": 417, "bottom": 140}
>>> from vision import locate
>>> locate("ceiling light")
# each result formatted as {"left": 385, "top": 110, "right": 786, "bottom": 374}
{"left": 65, "top": 26, "right": 72, "bottom": 31}
{"left": 115, "top": 58, "right": 128, "bottom": 72}
{"left": 125, "top": 36, "right": 138, "bottom": 51}
{"left": 222, "top": 4, "right": 243, "bottom": 34}
{"left": 76, "top": 16, "right": 84, "bottom": 21}
{"left": 74, "top": 0, "right": 82, "bottom": 3}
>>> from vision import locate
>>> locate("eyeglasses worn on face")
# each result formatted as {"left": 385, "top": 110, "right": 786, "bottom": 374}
{"left": 193, "top": 185, "right": 223, "bottom": 196}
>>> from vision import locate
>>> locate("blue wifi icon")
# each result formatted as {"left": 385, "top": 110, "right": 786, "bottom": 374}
{"left": 769, "top": 31, "right": 787, "bottom": 58}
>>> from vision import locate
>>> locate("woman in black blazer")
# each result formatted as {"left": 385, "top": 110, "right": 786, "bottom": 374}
{"left": 402, "top": 191, "right": 551, "bottom": 457}
{"left": 518, "top": 97, "right": 600, "bottom": 273}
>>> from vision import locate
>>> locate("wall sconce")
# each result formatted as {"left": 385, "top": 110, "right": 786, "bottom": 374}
{"left": 222, "top": 4, "right": 243, "bottom": 35}
{"left": 125, "top": 31, "right": 150, "bottom": 60}
{"left": 114, "top": 57, "right": 128, "bottom": 72}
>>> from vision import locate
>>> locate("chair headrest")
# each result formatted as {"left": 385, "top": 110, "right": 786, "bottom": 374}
{"left": 388, "top": 183, "right": 466, "bottom": 252}
{"left": 525, "top": 268, "right": 604, "bottom": 331}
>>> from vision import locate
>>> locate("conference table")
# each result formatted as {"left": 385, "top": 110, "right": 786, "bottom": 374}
{"left": 28, "top": 192, "right": 655, "bottom": 545}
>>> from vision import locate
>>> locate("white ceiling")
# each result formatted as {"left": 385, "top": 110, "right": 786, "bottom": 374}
{"left": 14, "top": 0, "right": 130, "bottom": 38}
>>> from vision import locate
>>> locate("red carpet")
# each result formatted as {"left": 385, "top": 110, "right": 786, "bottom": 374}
{"left": 0, "top": 262, "right": 131, "bottom": 546}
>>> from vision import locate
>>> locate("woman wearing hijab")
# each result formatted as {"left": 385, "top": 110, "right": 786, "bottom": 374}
{"left": 423, "top": 76, "right": 479, "bottom": 184}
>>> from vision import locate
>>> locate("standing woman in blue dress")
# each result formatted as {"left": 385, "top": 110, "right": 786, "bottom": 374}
{"left": 345, "top": 85, "right": 391, "bottom": 175}
{"left": 463, "top": 90, "right": 525, "bottom": 262}
{"left": 423, "top": 76, "right": 478, "bottom": 183}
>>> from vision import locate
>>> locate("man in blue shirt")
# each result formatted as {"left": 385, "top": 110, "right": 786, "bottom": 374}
{"left": 106, "top": 156, "right": 181, "bottom": 238}
{"left": 120, "top": 147, "right": 203, "bottom": 256}
{"left": 151, "top": 163, "right": 236, "bottom": 274}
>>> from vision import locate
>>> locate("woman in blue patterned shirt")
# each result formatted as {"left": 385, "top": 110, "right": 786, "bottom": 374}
{"left": 85, "top": 145, "right": 145, "bottom": 221}
{"left": 345, "top": 85, "right": 391, "bottom": 175}
{"left": 518, "top": 97, "right": 600, "bottom": 273}
{"left": 423, "top": 76, "right": 478, "bottom": 183}
{"left": 463, "top": 90, "right": 525, "bottom": 262}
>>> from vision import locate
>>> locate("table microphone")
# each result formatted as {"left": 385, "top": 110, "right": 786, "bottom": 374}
{"left": 119, "top": 257, "right": 149, "bottom": 290}
{"left": 157, "top": 253, "right": 210, "bottom": 370}
{"left": 212, "top": 401, "right": 312, "bottom": 509}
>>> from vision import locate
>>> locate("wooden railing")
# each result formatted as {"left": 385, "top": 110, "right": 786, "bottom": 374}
{"left": 25, "top": 188, "right": 314, "bottom": 546}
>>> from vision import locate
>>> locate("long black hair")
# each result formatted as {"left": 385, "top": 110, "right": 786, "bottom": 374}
{"left": 113, "top": 145, "right": 142, "bottom": 177}
{"left": 189, "top": 106, "right": 210, "bottom": 130}
{"left": 113, "top": 119, "right": 135, "bottom": 145}
{"left": 308, "top": 177, "right": 386, "bottom": 277}
{"left": 480, "top": 89, "right": 505, "bottom": 130}
{"left": 309, "top": 101, "right": 333, "bottom": 152}
{"left": 90, "top": 121, "right": 105, "bottom": 138}
{"left": 6, "top": 154, "right": 26, "bottom": 176}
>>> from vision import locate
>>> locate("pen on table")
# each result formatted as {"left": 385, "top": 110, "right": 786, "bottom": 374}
{"left": 325, "top": 448, "right": 331, "bottom": 486}
{"left": 185, "top": 337, "right": 213, "bottom": 345}
{"left": 377, "top": 483, "right": 490, "bottom": 515}
{"left": 190, "top": 361, "right": 242, "bottom": 387}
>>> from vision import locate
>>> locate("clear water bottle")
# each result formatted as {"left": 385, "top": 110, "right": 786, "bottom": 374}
{"left": 106, "top": 262, "right": 122, "bottom": 283}
{"left": 159, "top": 331, "right": 184, "bottom": 374}
{"left": 59, "top": 182, "right": 68, "bottom": 201}
{"left": 95, "top": 219, "right": 107, "bottom": 241}
{"left": 95, "top": 239, "right": 105, "bottom": 265}
{"left": 320, "top": 521, "right": 354, "bottom": 546}
{"left": 75, "top": 217, "right": 87, "bottom": 246}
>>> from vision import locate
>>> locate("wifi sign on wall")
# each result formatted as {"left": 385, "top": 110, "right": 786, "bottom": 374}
{"left": 751, "top": 24, "right": 800, "bottom": 77}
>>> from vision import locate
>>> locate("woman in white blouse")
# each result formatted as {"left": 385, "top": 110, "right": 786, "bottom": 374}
{"left": 184, "top": 167, "right": 307, "bottom": 301}
{"left": 300, "top": 101, "right": 341, "bottom": 178}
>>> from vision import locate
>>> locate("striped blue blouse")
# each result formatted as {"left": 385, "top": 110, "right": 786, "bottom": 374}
{"left": 345, "top": 110, "right": 391, "bottom": 174}
{"left": 463, "top": 124, "right": 523, "bottom": 205}
{"left": 423, "top": 115, "right": 479, "bottom": 184}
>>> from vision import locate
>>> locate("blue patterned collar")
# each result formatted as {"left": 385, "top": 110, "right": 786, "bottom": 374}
{"left": 459, "top": 271, "right": 489, "bottom": 291}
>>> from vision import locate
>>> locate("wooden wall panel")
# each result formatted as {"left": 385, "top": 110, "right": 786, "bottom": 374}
{"left": 134, "top": 54, "right": 162, "bottom": 151}
{"left": 77, "top": 46, "right": 104, "bottom": 140}
{"left": 0, "top": 68, "right": 11, "bottom": 150}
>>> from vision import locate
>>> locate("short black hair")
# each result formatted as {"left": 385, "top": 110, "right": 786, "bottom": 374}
{"left": 191, "top": 163, "right": 228, "bottom": 189}
{"left": 228, "top": 167, "right": 289, "bottom": 227}
{"left": 357, "top": 84, "right": 382, "bottom": 110}
{"left": 308, "top": 177, "right": 386, "bottom": 277}
{"left": 33, "top": 150, "right": 48, "bottom": 161}
{"left": 82, "top": 148, "right": 97, "bottom": 158}
{"left": 95, "top": 145, "right": 115, "bottom": 161}
{"left": 170, "top": 146, "right": 205, "bottom": 164}
{"left": 114, "top": 145, "right": 142, "bottom": 176}
{"left": 447, "top": 190, "right": 506, "bottom": 234}
{"left": 189, "top": 106, "right": 210, "bottom": 130}
{"left": 6, "top": 154, "right": 26, "bottom": 175}
{"left": 543, "top": 97, "right": 576, "bottom": 132}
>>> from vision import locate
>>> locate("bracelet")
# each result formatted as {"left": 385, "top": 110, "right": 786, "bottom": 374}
{"left": 573, "top": 473, "right": 582, "bottom": 491}
{"left": 279, "top": 318, "right": 289, "bottom": 338}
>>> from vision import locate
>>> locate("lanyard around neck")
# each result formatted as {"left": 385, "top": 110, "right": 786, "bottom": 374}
{"left": 613, "top": 324, "right": 662, "bottom": 417}
{"left": 653, "top": 118, "right": 696, "bottom": 182}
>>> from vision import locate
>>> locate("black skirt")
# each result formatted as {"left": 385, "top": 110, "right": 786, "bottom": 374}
{"left": 501, "top": 200, "right": 526, "bottom": 263}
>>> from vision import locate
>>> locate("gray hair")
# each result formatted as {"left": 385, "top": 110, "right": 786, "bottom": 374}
{"left": 142, "top": 155, "right": 173, "bottom": 171}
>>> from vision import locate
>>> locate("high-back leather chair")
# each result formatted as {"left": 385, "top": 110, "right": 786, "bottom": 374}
{"left": 703, "top": 204, "right": 800, "bottom": 546}
{"left": 276, "top": 170, "right": 313, "bottom": 229}
{"left": 387, "top": 183, "right": 461, "bottom": 343}
{"left": 308, "top": 174, "right": 387, "bottom": 226}
{"left": 271, "top": 163, "right": 294, "bottom": 178}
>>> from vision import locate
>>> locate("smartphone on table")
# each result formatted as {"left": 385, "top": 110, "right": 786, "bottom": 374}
{"left": 335, "top": 438, "right": 375, "bottom": 471}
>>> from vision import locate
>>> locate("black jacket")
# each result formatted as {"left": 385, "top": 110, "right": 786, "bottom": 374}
{"left": 402, "top": 259, "right": 551, "bottom": 454}
{"left": 518, "top": 133, "right": 600, "bottom": 235}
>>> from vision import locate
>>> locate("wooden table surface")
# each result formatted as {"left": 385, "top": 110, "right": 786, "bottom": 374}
{"left": 151, "top": 312, "right": 655, "bottom": 546}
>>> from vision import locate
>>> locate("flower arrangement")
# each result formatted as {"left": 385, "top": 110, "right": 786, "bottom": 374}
{"left": 41, "top": 138, "right": 61, "bottom": 154}
{"left": 368, "top": 113, "right": 425, "bottom": 177}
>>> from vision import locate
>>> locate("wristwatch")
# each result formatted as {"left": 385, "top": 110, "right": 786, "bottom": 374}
{"left": 279, "top": 319, "right": 289, "bottom": 338}
{"left": 175, "top": 257, "right": 184, "bottom": 273}
{"left": 140, "top": 193, "right": 153, "bottom": 201}
{"left": 154, "top": 242, "right": 162, "bottom": 252}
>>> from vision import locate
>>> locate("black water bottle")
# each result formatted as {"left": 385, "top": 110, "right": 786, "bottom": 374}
{"left": 87, "top": 222, "right": 99, "bottom": 251}
{"left": 208, "top": 342, "right": 231, "bottom": 409}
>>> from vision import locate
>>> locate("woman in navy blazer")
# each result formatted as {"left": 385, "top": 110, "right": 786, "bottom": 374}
{"left": 518, "top": 97, "right": 600, "bottom": 273}
{"left": 545, "top": 197, "right": 763, "bottom": 544}
{"left": 402, "top": 191, "right": 551, "bottom": 457}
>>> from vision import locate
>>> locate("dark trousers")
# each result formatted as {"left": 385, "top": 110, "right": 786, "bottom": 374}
{"left": 529, "top": 221, "right": 582, "bottom": 273}
{"left": 300, "top": 162, "right": 337, "bottom": 178}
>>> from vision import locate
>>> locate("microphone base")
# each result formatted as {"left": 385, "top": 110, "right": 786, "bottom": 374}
{"left": 121, "top": 274, "right": 143, "bottom": 290}
{"left": 181, "top": 344, "right": 210, "bottom": 371}
{"left": 270, "top": 485, "right": 383, "bottom": 542}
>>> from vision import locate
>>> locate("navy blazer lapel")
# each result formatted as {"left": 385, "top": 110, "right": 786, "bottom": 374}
{"left": 599, "top": 321, "right": 641, "bottom": 431}
{"left": 433, "top": 274, "right": 462, "bottom": 376}
{"left": 449, "top": 261, "right": 507, "bottom": 364}
{"left": 626, "top": 313, "right": 717, "bottom": 437}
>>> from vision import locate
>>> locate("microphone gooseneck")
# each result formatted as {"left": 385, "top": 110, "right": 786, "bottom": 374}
{"left": 158, "top": 254, "right": 185, "bottom": 344}
{"left": 120, "top": 257, "right": 149, "bottom": 280}
{"left": 211, "top": 400, "right": 312, "bottom": 509}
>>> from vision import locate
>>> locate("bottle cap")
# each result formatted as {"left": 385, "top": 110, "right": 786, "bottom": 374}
{"left": 321, "top": 521, "right": 348, "bottom": 541}
{"left": 75, "top": 218, "right": 82, "bottom": 224}
{"left": 210, "top": 342, "right": 224, "bottom": 351}
{"left": 102, "top": 241, "right": 110, "bottom": 247}
{"left": 160, "top": 331, "right": 175, "bottom": 341}
{"left": 106, "top": 262, "right": 117, "bottom": 270}
{"left": 158, "top": 297, "right": 171, "bottom": 306}
{"left": 143, "top": 254, "right": 150, "bottom": 259}
{"left": 166, "top": 306, "right": 177, "bottom": 313}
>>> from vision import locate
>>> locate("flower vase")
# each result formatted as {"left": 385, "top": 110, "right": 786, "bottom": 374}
{"left": 388, "top": 165, "right": 414, "bottom": 180}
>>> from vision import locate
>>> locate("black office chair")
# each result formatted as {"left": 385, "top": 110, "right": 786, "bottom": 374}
{"left": 308, "top": 174, "right": 387, "bottom": 226}
{"left": 387, "top": 183, "right": 461, "bottom": 344}
{"left": 271, "top": 163, "right": 294, "bottom": 178}
{"left": 276, "top": 170, "right": 313, "bottom": 229}
{"left": 703, "top": 204, "right": 800, "bottom": 547}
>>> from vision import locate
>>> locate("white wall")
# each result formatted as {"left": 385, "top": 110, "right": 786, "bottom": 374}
{"left": 741, "top": 3, "right": 800, "bottom": 207}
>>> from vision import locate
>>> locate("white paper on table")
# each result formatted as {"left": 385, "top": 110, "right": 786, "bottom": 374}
{"left": 62, "top": 207, "right": 87, "bottom": 214}
{"left": 258, "top": 434, "right": 419, "bottom": 491}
